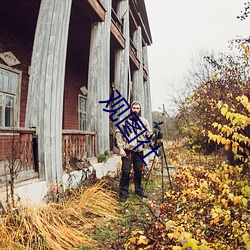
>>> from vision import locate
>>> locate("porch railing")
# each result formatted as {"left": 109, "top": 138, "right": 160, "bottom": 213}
{"left": 62, "top": 130, "right": 97, "bottom": 168}
{"left": 0, "top": 127, "right": 37, "bottom": 186}
{"left": 0, "top": 128, "right": 97, "bottom": 186}
{"left": 111, "top": 8, "right": 122, "bottom": 32}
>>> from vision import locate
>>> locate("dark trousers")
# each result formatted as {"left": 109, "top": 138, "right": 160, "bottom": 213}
{"left": 119, "top": 150, "right": 143, "bottom": 198}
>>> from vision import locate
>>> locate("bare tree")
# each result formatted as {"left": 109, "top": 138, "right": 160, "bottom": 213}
{"left": 4, "top": 129, "right": 21, "bottom": 208}
{"left": 237, "top": 2, "right": 250, "bottom": 20}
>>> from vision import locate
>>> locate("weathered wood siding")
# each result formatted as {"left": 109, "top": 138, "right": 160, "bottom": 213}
{"left": 25, "top": 0, "right": 72, "bottom": 183}
{"left": 142, "top": 45, "right": 152, "bottom": 126}
{"left": 86, "top": 0, "right": 111, "bottom": 155}
{"left": 0, "top": 0, "right": 153, "bottom": 188}
{"left": 114, "top": 0, "right": 130, "bottom": 104}
{"left": 132, "top": 26, "right": 144, "bottom": 111}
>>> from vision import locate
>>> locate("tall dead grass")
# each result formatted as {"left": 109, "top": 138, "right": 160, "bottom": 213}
{"left": 0, "top": 180, "right": 121, "bottom": 249}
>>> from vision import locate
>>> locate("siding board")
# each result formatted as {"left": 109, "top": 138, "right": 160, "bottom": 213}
{"left": 26, "top": 0, "right": 72, "bottom": 183}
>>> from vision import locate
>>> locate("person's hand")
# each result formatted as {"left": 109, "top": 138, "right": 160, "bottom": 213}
{"left": 120, "top": 148, "right": 126, "bottom": 157}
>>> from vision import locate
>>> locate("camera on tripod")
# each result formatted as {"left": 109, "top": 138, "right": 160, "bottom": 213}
{"left": 153, "top": 121, "right": 163, "bottom": 139}
{"left": 144, "top": 106, "right": 173, "bottom": 200}
{"left": 153, "top": 121, "right": 163, "bottom": 129}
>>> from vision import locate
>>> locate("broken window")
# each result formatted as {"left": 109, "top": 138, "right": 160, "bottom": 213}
{"left": 0, "top": 66, "right": 20, "bottom": 128}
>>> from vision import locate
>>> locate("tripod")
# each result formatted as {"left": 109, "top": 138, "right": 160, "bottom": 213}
{"left": 144, "top": 124, "right": 173, "bottom": 203}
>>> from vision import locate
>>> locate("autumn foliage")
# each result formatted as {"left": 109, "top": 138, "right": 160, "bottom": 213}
{"left": 207, "top": 95, "right": 250, "bottom": 164}
{"left": 176, "top": 44, "right": 250, "bottom": 157}
{"left": 125, "top": 42, "right": 250, "bottom": 250}
{"left": 125, "top": 143, "right": 250, "bottom": 249}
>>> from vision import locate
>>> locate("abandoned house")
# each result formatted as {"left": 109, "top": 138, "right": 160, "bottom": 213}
{"left": 0, "top": 0, "right": 153, "bottom": 198}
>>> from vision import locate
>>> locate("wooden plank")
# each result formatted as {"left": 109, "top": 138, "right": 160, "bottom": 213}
{"left": 87, "top": 0, "right": 111, "bottom": 155}
{"left": 27, "top": 0, "right": 73, "bottom": 183}
{"left": 132, "top": 26, "right": 144, "bottom": 111}
{"left": 113, "top": 0, "right": 131, "bottom": 105}
{"left": 129, "top": 47, "right": 140, "bottom": 70}
{"left": 110, "top": 21, "right": 125, "bottom": 49}
{"left": 0, "top": 170, "right": 38, "bottom": 189}
{"left": 62, "top": 130, "right": 96, "bottom": 135}
{"left": 75, "top": 0, "right": 105, "bottom": 22}
{"left": 129, "top": 8, "right": 138, "bottom": 30}
{"left": 56, "top": 0, "right": 73, "bottom": 180}
{"left": 137, "top": 13, "right": 152, "bottom": 46}
{"left": 36, "top": 0, "right": 55, "bottom": 180}
{"left": 87, "top": 0, "right": 106, "bottom": 21}
{"left": 0, "top": 127, "right": 35, "bottom": 133}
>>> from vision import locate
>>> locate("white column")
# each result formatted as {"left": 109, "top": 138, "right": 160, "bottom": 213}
{"left": 25, "top": 0, "right": 72, "bottom": 183}
{"left": 114, "top": 0, "right": 130, "bottom": 103}
{"left": 86, "top": 0, "right": 111, "bottom": 155}
{"left": 143, "top": 45, "right": 152, "bottom": 126}
{"left": 132, "top": 26, "right": 144, "bottom": 115}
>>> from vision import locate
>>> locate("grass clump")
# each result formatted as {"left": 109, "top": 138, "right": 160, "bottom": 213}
{"left": 0, "top": 180, "right": 121, "bottom": 249}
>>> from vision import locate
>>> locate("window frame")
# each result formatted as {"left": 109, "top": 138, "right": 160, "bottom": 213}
{"left": 0, "top": 64, "right": 22, "bottom": 129}
{"left": 78, "top": 95, "right": 87, "bottom": 131}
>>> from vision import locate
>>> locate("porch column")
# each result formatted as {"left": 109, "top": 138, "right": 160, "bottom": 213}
{"left": 25, "top": 0, "right": 72, "bottom": 183}
{"left": 86, "top": 0, "right": 111, "bottom": 155}
{"left": 114, "top": 0, "right": 130, "bottom": 104}
{"left": 132, "top": 26, "right": 144, "bottom": 115}
{"left": 142, "top": 45, "right": 152, "bottom": 126}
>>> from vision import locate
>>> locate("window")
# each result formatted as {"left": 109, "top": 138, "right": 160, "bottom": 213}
{"left": 0, "top": 66, "right": 20, "bottom": 127}
{"left": 78, "top": 95, "right": 87, "bottom": 131}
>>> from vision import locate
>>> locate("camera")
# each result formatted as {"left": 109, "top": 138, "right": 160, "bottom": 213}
{"left": 153, "top": 121, "right": 163, "bottom": 139}
{"left": 153, "top": 121, "right": 163, "bottom": 130}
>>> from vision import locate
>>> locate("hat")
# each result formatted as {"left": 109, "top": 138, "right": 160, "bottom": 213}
{"left": 131, "top": 100, "right": 141, "bottom": 107}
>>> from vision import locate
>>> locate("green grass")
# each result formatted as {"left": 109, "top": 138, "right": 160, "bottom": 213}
{"left": 84, "top": 173, "right": 166, "bottom": 249}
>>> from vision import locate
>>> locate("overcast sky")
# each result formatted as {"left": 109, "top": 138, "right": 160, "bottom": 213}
{"left": 145, "top": 0, "right": 250, "bottom": 112}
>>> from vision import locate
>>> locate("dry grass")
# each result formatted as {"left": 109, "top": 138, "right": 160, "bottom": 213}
{"left": 0, "top": 180, "right": 121, "bottom": 249}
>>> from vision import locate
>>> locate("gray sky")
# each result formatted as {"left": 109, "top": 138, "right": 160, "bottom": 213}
{"left": 145, "top": 0, "right": 250, "bottom": 111}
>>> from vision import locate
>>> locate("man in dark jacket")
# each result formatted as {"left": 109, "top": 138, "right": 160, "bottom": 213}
{"left": 115, "top": 101, "right": 153, "bottom": 202}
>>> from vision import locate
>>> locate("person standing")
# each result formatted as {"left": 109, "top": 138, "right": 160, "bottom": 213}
{"left": 115, "top": 101, "right": 153, "bottom": 202}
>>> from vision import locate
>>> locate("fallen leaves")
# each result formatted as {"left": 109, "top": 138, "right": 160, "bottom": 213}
{"left": 125, "top": 148, "right": 249, "bottom": 249}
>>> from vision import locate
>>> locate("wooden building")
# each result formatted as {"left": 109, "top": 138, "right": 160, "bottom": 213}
{"left": 0, "top": 0, "right": 153, "bottom": 187}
